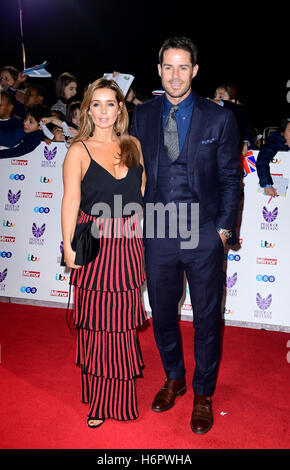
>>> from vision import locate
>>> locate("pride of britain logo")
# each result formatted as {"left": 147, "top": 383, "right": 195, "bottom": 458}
{"left": 41, "top": 146, "right": 57, "bottom": 168}
{"left": 4, "top": 190, "right": 21, "bottom": 211}
{"left": 57, "top": 241, "right": 64, "bottom": 264}
{"left": 254, "top": 292, "right": 272, "bottom": 319}
{"left": 261, "top": 207, "right": 278, "bottom": 231}
{"left": 29, "top": 223, "right": 46, "bottom": 246}
{"left": 226, "top": 272, "right": 238, "bottom": 297}
{"left": 0, "top": 268, "right": 7, "bottom": 291}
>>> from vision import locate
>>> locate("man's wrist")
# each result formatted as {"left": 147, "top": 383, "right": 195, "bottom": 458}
{"left": 216, "top": 228, "right": 232, "bottom": 240}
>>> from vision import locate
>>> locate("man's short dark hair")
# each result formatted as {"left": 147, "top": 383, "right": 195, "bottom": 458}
{"left": 25, "top": 104, "right": 50, "bottom": 123}
{"left": 28, "top": 83, "right": 47, "bottom": 99}
{"left": 159, "top": 37, "right": 198, "bottom": 67}
{"left": 1, "top": 91, "right": 16, "bottom": 107}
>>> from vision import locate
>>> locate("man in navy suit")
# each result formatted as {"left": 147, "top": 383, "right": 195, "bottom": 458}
{"left": 131, "top": 37, "right": 240, "bottom": 434}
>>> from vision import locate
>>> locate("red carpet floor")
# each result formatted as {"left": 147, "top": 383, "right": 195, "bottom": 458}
{"left": 0, "top": 301, "right": 289, "bottom": 450}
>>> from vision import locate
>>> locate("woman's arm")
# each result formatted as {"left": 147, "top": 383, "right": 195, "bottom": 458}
{"left": 140, "top": 148, "right": 147, "bottom": 197}
{"left": 41, "top": 117, "right": 63, "bottom": 127}
{"left": 131, "top": 136, "right": 146, "bottom": 196}
{"left": 0, "top": 131, "right": 43, "bottom": 158}
{"left": 256, "top": 133, "right": 287, "bottom": 188}
{"left": 61, "top": 141, "right": 83, "bottom": 269}
{"left": 0, "top": 127, "right": 25, "bottom": 148}
{"left": 256, "top": 145, "right": 276, "bottom": 187}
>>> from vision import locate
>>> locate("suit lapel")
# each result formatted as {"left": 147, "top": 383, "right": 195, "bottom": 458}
{"left": 147, "top": 92, "right": 207, "bottom": 186}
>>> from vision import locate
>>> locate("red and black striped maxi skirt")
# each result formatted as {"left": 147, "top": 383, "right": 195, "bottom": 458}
{"left": 70, "top": 211, "right": 147, "bottom": 421}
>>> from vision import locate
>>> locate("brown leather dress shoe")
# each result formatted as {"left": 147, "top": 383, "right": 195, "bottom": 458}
{"left": 190, "top": 395, "right": 213, "bottom": 435}
{"left": 152, "top": 377, "right": 186, "bottom": 412}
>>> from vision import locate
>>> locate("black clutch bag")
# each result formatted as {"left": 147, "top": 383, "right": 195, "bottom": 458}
{"left": 61, "top": 221, "right": 100, "bottom": 267}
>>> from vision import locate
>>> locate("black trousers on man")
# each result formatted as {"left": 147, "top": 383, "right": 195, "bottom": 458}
{"left": 145, "top": 218, "right": 224, "bottom": 396}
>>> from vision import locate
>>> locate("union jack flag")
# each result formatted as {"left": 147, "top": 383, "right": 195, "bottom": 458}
{"left": 242, "top": 150, "right": 256, "bottom": 177}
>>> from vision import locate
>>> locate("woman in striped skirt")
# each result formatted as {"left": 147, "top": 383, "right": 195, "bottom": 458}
{"left": 61, "top": 78, "right": 147, "bottom": 428}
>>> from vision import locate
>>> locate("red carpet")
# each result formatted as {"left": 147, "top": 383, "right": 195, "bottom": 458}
{"left": 0, "top": 301, "right": 289, "bottom": 450}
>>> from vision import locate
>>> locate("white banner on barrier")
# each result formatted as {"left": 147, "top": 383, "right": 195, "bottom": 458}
{"left": 0, "top": 142, "right": 69, "bottom": 302}
{"left": 0, "top": 146, "right": 289, "bottom": 330}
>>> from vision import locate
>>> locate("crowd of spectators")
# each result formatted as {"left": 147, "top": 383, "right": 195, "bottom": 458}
{"left": 0, "top": 64, "right": 289, "bottom": 162}
{"left": 0, "top": 66, "right": 82, "bottom": 157}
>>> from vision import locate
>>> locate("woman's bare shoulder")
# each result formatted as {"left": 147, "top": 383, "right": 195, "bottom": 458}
{"left": 65, "top": 141, "right": 87, "bottom": 159}
{"left": 67, "top": 140, "right": 84, "bottom": 152}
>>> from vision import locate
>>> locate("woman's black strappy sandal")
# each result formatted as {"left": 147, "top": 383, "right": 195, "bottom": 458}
{"left": 87, "top": 417, "right": 105, "bottom": 428}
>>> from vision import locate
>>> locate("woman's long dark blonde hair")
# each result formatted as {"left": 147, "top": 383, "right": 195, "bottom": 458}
{"left": 73, "top": 78, "right": 139, "bottom": 168}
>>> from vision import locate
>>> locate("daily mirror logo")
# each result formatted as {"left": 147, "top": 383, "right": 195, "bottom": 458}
{"left": 10, "top": 159, "right": 28, "bottom": 166}
{"left": 22, "top": 270, "right": 40, "bottom": 278}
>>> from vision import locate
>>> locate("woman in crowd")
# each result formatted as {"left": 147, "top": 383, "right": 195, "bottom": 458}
{"left": 256, "top": 117, "right": 290, "bottom": 197}
{"left": 0, "top": 66, "right": 23, "bottom": 91}
{"left": 51, "top": 72, "right": 78, "bottom": 116}
{"left": 61, "top": 78, "right": 147, "bottom": 428}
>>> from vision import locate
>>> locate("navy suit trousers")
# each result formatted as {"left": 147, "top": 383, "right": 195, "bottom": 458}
{"left": 145, "top": 219, "right": 224, "bottom": 396}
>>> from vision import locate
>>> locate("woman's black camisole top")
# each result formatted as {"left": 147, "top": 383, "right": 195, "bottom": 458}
{"left": 79, "top": 141, "right": 144, "bottom": 218}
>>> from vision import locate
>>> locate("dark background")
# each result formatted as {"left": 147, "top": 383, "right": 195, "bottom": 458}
{"left": 1, "top": 0, "right": 289, "bottom": 131}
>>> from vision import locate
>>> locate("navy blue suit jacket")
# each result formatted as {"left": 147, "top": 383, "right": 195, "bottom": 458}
{"left": 256, "top": 131, "right": 289, "bottom": 187}
{"left": 131, "top": 91, "right": 241, "bottom": 236}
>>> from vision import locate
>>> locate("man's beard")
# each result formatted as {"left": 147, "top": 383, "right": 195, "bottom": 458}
{"left": 163, "top": 81, "right": 191, "bottom": 100}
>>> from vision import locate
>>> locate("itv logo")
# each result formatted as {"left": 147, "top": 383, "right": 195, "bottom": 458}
{"left": 27, "top": 254, "right": 40, "bottom": 262}
{"left": 55, "top": 273, "right": 69, "bottom": 282}
{"left": 260, "top": 240, "right": 276, "bottom": 248}
{"left": 40, "top": 176, "right": 53, "bottom": 183}
{"left": 2, "top": 220, "right": 15, "bottom": 227}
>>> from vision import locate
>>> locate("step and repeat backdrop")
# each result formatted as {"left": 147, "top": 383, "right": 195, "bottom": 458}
{"left": 0, "top": 144, "right": 289, "bottom": 331}
{"left": 180, "top": 150, "right": 290, "bottom": 330}
{"left": 0, "top": 142, "right": 67, "bottom": 302}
